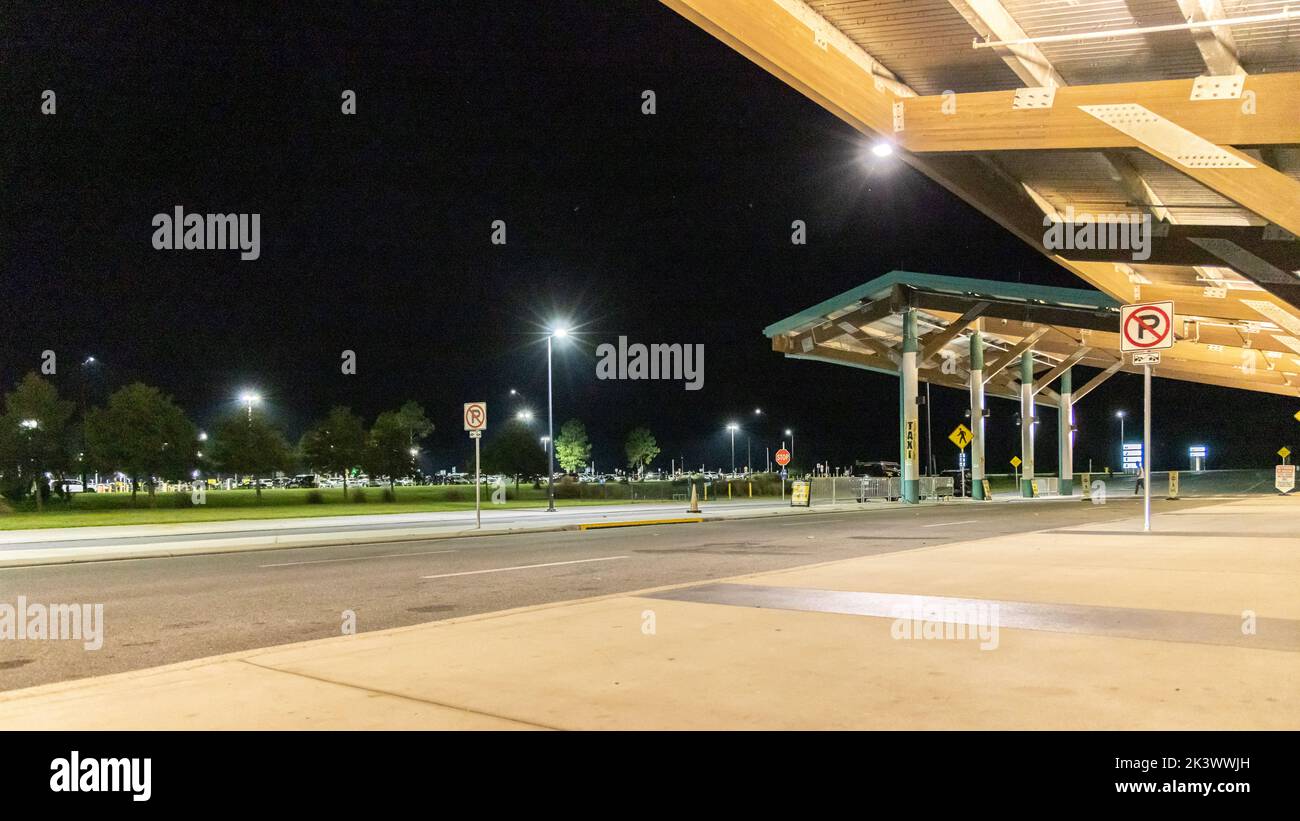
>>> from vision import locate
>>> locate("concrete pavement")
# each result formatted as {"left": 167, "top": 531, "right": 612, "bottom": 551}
{"left": 0, "top": 498, "right": 893, "bottom": 567}
{"left": 1, "top": 495, "right": 1295, "bottom": 729}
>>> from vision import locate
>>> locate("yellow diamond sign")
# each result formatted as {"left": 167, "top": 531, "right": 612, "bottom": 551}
{"left": 1294, "top": 410, "right": 1300, "bottom": 423}
{"left": 948, "top": 423, "right": 973, "bottom": 450}
{"left": 1281, "top": 446, "right": 1292, "bottom": 460}
{"left": 1010, "top": 456, "right": 1022, "bottom": 468}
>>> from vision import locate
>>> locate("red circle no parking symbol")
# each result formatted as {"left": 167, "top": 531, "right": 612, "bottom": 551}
{"left": 1123, "top": 304, "right": 1172, "bottom": 349}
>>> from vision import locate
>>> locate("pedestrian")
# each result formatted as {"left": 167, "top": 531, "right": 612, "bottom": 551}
{"left": 1133, "top": 465, "right": 1144, "bottom": 495}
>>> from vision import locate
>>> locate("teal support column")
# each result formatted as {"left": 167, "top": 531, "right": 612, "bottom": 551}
{"left": 1058, "top": 368, "right": 1074, "bottom": 496}
{"left": 900, "top": 309, "right": 920, "bottom": 504}
{"left": 1020, "top": 351, "right": 1036, "bottom": 497}
{"left": 969, "top": 328, "right": 987, "bottom": 500}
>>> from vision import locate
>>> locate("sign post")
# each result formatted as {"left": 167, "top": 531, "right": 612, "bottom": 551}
{"left": 1121, "top": 301, "right": 1175, "bottom": 532}
{"left": 948, "top": 423, "right": 972, "bottom": 497}
{"left": 775, "top": 446, "right": 791, "bottom": 502}
{"left": 464, "top": 402, "right": 488, "bottom": 528}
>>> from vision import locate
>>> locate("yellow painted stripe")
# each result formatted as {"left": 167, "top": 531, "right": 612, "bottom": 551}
{"left": 578, "top": 517, "right": 703, "bottom": 530}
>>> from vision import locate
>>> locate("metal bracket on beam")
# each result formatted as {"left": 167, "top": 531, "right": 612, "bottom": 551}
{"left": 1079, "top": 104, "right": 1254, "bottom": 169}
{"left": 1190, "top": 74, "right": 1245, "bottom": 100}
{"left": 1012, "top": 87, "right": 1056, "bottom": 109}
{"left": 893, "top": 101, "right": 905, "bottom": 133}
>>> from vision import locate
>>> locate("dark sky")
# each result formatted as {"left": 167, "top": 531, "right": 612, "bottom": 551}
{"left": 3, "top": 0, "right": 1296, "bottom": 474}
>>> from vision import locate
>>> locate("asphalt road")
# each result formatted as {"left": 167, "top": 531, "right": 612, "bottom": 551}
{"left": 0, "top": 497, "right": 1197, "bottom": 691}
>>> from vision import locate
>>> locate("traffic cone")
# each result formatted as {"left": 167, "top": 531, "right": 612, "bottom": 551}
{"left": 687, "top": 482, "right": 700, "bottom": 513}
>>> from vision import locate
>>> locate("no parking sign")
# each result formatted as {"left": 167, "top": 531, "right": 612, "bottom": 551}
{"left": 1120, "top": 302, "right": 1175, "bottom": 352}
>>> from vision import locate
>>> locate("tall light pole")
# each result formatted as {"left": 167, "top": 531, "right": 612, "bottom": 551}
{"left": 1116, "top": 410, "right": 1126, "bottom": 470}
{"left": 240, "top": 391, "right": 261, "bottom": 422}
{"left": 79, "top": 356, "right": 97, "bottom": 489}
{"left": 728, "top": 423, "right": 738, "bottom": 475}
{"left": 785, "top": 428, "right": 795, "bottom": 466}
{"left": 546, "top": 326, "right": 569, "bottom": 512}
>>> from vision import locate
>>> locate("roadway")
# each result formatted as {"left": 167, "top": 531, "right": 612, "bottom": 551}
{"left": 0, "top": 496, "right": 1194, "bottom": 691}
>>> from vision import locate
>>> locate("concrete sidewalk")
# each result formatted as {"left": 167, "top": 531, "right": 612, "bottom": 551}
{"left": 2, "top": 495, "right": 1294, "bottom": 729}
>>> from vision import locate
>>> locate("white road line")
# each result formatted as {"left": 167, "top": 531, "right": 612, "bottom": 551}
{"left": 261, "top": 549, "right": 457, "bottom": 568}
{"left": 921, "top": 520, "right": 979, "bottom": 528}
{"left": 421, "top": 555, "right": 628, "bottom": 580}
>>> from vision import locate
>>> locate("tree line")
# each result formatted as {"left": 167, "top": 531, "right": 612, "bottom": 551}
{"left": 0, "top": 372, "right": 433, "bottom": 509}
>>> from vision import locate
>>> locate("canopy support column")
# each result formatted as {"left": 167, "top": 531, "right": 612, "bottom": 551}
{"left": 900, "top": 309, "right": 920, "bottom": 504}
{"left": 1020, "top": 351, "right": 1036, "bottom": 497}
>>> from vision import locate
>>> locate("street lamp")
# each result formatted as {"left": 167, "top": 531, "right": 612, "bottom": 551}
{"left": 546, "top": 326, "right": 570, "bottom": 512}
{"left": 726, "top": 423, "right": 739, "bottom": 475}
{"left": 79, "top": 356, "right": 98, "bottom": 488}
{"left": 1116, "top": 410, "right": 1127, "bottom": 471}
{"left": 785, "top": 428, "right": 795, "bottom": 465}
{"left": 517, "top": 409, "right": 534, "bottom": 422}
{"left": 239, "top": 391, "right": 261, "bottom": 421}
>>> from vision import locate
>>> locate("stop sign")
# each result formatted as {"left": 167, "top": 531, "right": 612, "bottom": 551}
{"left": 775, "top": 448, "right": 791, "bottom": 466}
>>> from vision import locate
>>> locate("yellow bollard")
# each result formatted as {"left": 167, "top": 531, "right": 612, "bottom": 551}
{"left": 748, "top": 481, "right": 752, "bottom": 498}
{"left": 728, "top": 481, "right": 732, "bottom": 500}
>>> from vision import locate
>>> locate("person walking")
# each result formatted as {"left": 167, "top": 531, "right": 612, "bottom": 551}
{"left": 1133, "top": 464, "right": 1145, "bottom": 495}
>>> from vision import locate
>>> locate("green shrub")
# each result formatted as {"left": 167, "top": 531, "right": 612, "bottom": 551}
{"left": 305, "top": 490, "right": 324, "bottom": 504}
{"left": 381, "top": 488, "right": 397, "bottom": 503}
{"left": 350, "top": 489, "right": 368, "bottom": 504}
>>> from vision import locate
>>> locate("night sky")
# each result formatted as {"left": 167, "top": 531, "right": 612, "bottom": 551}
{"left": 3, "top": 1, "right": 1296, "bottom": 475}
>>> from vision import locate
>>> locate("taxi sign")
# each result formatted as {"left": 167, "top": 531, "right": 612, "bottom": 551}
{"left": 948, "top": 423, "right": 973, "bottom": 450}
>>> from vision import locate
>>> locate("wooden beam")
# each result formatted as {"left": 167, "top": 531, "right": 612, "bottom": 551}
{"left": 1176, "top": 0, "right": 1244, "bottom": 77}
{"left": 983, "top": 327, "right": 1049, "bottom": 383}
{"left": 896, "top": 73, "right": 1299, "bottom": 153}
{"left": 946, "top": 1, "right": 1063, "bottom": 89}
{"left": 919, "top": 301, "right": 989, "bottom": 364}
{"left": 1071, "top": 361, "right": 1124, "bottom": 405}
{"left": 1032, "top": 348, "right": 1092, "bottom": 394}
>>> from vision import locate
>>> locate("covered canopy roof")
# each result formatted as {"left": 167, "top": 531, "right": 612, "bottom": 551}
{"left": 664, "top": 0, "right": 1300, "bottom": 395}
{"left": 765, "top": 271, "right": 1300, "bottom": 401}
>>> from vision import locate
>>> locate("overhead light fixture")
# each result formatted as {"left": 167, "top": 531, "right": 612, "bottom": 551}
{"left": 870, "top": 141, "right": 893, "bottom": 158}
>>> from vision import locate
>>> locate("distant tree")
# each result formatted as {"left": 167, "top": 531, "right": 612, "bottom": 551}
{"left": 0, "top": 373, "right": 77, "bottom": 511}
{"left": 625, "top": 427, "right": 660, "bottom": 477}
{"left": 554, "top": 418, "right": 592, "bottom": 474}
{"left": 396, "top": 401, "right": 434, "bottom": 447}
{"left": 210, "top": 412, "right": 293, "bottom": 501}
{"left": 299, "top": 406, "right": 368, "bottom": 497}
{"left": 84, "top": 383, "right": 197, "bottom": 506}
{"left": 366, "top": 410, "right": 416, "bottom": 491}
{"left": 481, "top": 420, "right": 548, "bottom": 491}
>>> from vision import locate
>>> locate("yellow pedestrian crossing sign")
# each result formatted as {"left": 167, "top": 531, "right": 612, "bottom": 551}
{"left": 1280, "top": 446, "right": 1292, "bottom": 460}
{"left": 948, "top": 423, "right": 973, "bottom": 450}
{"left": 1294, "top": 410, "right": 1300, "bottom": 423}
{"left": 1010, "top": 455, "right": 1022, "bottom": 468}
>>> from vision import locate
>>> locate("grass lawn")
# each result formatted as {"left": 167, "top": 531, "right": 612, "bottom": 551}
{"left": 0, "top": 484, "right": 690, "bottom": 530}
